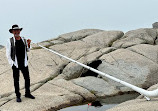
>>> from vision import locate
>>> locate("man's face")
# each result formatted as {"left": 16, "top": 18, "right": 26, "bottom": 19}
{"left": 12, "top": 29, "right": 21, "bottom": 37}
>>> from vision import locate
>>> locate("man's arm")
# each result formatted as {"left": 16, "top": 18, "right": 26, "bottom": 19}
{"left": 6, "top": 39, "right": 13, "bottom": 66}
{"left": 25, "top": 39, "right": 31, "bottom": 52}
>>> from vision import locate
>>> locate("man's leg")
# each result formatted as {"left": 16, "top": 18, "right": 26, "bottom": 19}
{"left": 20, "top": 66, "right": 35, "bottom": 99}
{"left": 20, "top": 66, "right": 30, "bottom": 95}
{"left": 12, "top": 65, "right": 21, "bottom": 98}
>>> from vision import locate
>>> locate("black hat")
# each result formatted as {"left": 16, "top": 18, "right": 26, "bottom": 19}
{"left": 9, "top": 24, "right": 23, "bottom": 33}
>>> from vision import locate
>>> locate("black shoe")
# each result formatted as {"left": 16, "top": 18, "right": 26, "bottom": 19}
{"left": 16, "top": 97, "right": 22, "bottom": 102}
{"left": 25, "top": 94, "right": 35, "bottom": 99}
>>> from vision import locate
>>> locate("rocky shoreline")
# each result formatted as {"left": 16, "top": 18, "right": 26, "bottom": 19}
{"left": 0, "top": 23, "right": 158, "bottom": 111}
{"left": 107, "top": 83, "right": 158, "bottom": 111}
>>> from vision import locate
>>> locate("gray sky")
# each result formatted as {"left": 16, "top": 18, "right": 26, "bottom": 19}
{"left": 0, "top": 0, "right": 158, "bottom": 45}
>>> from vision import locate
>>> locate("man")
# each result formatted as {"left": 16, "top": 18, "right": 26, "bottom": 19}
{"left": 6, "top": 24, "right": 35, "bottom": 102}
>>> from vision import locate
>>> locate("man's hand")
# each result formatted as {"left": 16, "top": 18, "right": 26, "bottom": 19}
{"left": 27, "top": 39, "right": 31, "bottom": 48}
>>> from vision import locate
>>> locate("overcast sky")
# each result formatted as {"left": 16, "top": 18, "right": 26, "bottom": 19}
{"left": 0, "top": 0, "right": 158, "bottom": 45}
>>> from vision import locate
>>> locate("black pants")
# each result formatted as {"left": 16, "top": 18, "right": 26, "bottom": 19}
{"left": 12, "top": 65, "right": 31, "bottom": 98}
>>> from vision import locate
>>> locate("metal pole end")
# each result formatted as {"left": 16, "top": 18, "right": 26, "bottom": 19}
{"left": 144, "top": 96, "right": 151, "bottom": 101}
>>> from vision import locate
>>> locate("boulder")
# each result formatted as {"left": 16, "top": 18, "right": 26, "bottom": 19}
{"left": 107, "top": 98, "right": 158, "bottom": 111}
{"left": 1, "top": 28, "right": 158, "bottom": 111}
{"left": 57, "top": 29, "right": 103, "bottom": 42}
{"left": 127, "top": 44, "right": 158, "bottom": 63}
{"left": 32, "top": 29, "right": 103, "bottom": 49}
{"left": 82, "top": 30, "right": 124, "bottom": 47}
{"left": 112, "top": 28, "right": 157, "bottom": 48}
{"left": 61, "top": 47, "right": 116, "bottom": 80}
{"left": 107, "top": 83, "right": 158, "bottom": 111}
{"left": 48, "top": 30, "right": 123, "bottom": 80}
{"left": 49, "top": 30, "right": 123, "bottom": 53}
{"left": 61, "top": 50, "right": 103, "bottom": 80}
{"left": 48, "top": 78, "right": 96, "bottom": 101}
{"left": 0, "top": 48, "right": 67, "bottom": 96}
{"left": 0, "top": 83, "right": 83, "bottom": 111}
{"left": 98, "top": 49, "right": 158, "bottom": 92}
{"left": 152, "top": 22, "right": 158, "bottom": 28}
{"left": 71, "top": 76, "right": 119, "bottom": 98}
{"left": 0, "top": 78, "right": 96, "bottom": 111}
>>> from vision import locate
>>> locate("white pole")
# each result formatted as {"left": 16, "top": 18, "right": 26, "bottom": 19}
{"left": 34, "top": 43, "right": 158, "bottom": 101}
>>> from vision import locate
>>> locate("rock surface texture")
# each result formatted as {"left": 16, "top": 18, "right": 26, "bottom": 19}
{"left": 0, "top": 28, "right": 158, "bottom": 111}
{"left": 107, "top": 83, "right": 158, "bottom": 111}
{"left": 153, "top": 22, "right": 158, "bottom": 28}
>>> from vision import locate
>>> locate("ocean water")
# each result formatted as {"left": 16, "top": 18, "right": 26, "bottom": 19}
{"left": 59, "top": 93, "right": 139, "bottom": 111}
{"left": 59, "top": 104, "right": 117, "bottom": 111}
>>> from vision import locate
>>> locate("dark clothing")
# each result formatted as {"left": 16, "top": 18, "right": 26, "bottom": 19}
{"left": 10, "top": 37, "right": 29, "bottom": 62}
{"left": 15, "top": 39, "right": 25, "bottom": 68}
{"left": 10, "top": 37, "right": 16, "bottom": 61}
{"left": 11, "top": 38, "right": 31, "bottom": 98}
{"left": 12, "top": 65, "right": 30, "bottom": 98}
